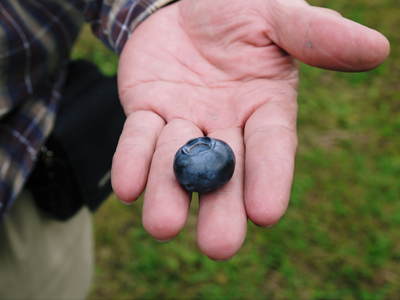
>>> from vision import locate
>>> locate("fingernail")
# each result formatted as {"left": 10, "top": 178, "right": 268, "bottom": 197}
{"left": 119, "top": 199, "right": 134, "bottom": 206}
{"left": 155, "top": 238, "right": 171, "bottom": 243}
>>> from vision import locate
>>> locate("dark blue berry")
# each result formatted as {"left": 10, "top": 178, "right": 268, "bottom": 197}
{"left": 173, "top": 137, "right": 235, "bottom": 193}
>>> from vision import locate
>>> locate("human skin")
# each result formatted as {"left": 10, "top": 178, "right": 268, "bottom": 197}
{"left": 111, "top": 0, "right": 390, "bottom": 260}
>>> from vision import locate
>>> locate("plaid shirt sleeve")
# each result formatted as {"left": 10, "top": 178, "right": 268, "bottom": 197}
{"left": 84, "top": 0, "right": 179, "bottom": 53}
{"left": 0, "top": 0, "right": 179, "bottom": 218}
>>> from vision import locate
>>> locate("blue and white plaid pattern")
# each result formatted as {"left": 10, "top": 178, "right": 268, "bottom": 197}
{"left": 0, "top": 0, "right": 176, "bottom": 217}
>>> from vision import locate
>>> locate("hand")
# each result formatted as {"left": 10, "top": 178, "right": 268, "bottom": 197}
{"left": 111, "top": 0, "right": 389, "bottom": 259}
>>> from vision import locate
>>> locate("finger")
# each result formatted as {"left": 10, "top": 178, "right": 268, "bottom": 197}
{"left": 111, "top": 110, "right": 165, "bottom": 203}
{"left": 143, "top": 119, "right": 203, "bottom": 240}
{"left": 197, "top": 128, "right": 247, "bottom": 260}
{"left": 244, "top": 94, "right": 298, "bottom": 227}
{"left": 268, "top": 0, "right": 390, "bottom": 71}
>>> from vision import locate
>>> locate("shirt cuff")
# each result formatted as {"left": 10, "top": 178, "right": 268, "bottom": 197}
{"left": 87, "top": 0, "right": 180, "bottom": 54}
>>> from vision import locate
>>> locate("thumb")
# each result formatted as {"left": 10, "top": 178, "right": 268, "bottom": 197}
{"left": 268, "top": 0, "right": 390, "bottom": 71}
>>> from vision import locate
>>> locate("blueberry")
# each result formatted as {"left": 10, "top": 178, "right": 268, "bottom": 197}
{"left": 173, "top": 137, "right": 235, "bottom": 193}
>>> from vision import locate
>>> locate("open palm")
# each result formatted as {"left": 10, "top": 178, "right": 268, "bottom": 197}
{"left": 112, "top": 0, "right": 389, "bottom": 259}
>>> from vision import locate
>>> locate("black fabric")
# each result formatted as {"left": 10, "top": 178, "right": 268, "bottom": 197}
{"left": 27, "top": 60, "right": 125, "bottom": 220}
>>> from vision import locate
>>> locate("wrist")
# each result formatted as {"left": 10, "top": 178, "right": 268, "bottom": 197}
{"left": 113, "top": 0, "right": 181, "bottom": 54}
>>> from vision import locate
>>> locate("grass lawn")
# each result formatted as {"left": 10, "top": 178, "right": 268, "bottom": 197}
{"left": 72, "top": 0, "right": 400, "bottom": 299}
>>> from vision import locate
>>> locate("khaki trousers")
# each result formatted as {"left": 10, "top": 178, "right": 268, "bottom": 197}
{"left": 0, "top": 190, "right": 93, "bottom": 300}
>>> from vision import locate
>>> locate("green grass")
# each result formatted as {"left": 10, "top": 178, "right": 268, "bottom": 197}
{"left": 71, "top": 1, "right": 400, "bottom": 299}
